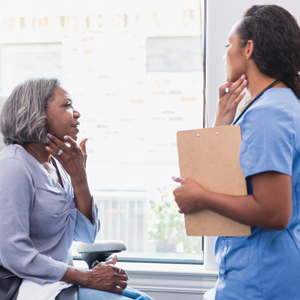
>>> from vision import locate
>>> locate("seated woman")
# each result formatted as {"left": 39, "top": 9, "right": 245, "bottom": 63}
{"left": 0, "top": 78, "right": 153, "bottom": 300}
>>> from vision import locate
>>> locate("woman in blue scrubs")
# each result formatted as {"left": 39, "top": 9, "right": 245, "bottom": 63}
{"left": 173, "top": 5, "right": 300, "bottom": 300}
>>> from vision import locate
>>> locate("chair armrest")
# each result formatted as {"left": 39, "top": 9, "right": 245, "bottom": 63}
{"left": 77, "top": 240, "right": 126, "bottom": 269}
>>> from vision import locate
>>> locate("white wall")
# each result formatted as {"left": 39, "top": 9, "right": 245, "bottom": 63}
{"left": 206, "top": 0, "right": 300, "bottom": 127}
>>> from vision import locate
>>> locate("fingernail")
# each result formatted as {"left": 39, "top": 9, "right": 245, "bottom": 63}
{"left": 47, "top": 133, "right": 52, "bottom": 138}
{"left": 64, "top": 136, "right": 68, "bottom": 140}
{"left": 46, "top": 146, "right": 50, "bottom": 151}
{"left": 241, "top": 74, "right": 246, "bottom": 80}
{"left": 243, "top": 79, "right": 247, "bottom": 85}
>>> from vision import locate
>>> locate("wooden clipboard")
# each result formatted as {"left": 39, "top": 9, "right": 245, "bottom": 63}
{"left": 177, "top": 125, "right": 251, "bottom": 236}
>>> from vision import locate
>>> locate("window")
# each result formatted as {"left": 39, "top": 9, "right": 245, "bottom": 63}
{"left": 147, "top": 37, "right": 202, "bottom": 72}
{"left": 0, "top": 0, "right": 204, "bottom": 264}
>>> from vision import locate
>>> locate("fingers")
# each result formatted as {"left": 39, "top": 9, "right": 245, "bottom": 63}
{"left": 105, "top": 255, "right": 118, "bottom": 265}
{"left": 219, "top": 74, "right": 247, "bottom": 99}
{"left": 114, "top": 282, "right": 128, "bottom": 295}
{"left": 47, "top": 133, "right": 66, "bottom": 149}
{"left": 46, "top": 134, "right": 85, "bottom": 160}
{"left": 79, "top": 138, "right": 88, "bottom": 154}
{"left": 63, "top": 135, "right": 78, "bottom": 149}
{"left": 116, "top": 273, "right": 128, "bottom": 282}
{"left": 88, "top": 263, "right": 129, "bottom": 294}
{"left": 233, "top": 90, "right": 246, "bottom": 108}
{"left": 116, "top": 268, "right": 127, "bottom": 276}
{"left": 46, "top": 138, "right": 61, "bottom": 156}
{"left": 229, "top": 75, "right": 247, "bottom": 97}
{"left": 114, "top": 286, "right": 123, "bottom": 295}
{"left": 46, "top": 138, "right": 64, "bottom": 158}
{"left": 172, "top": 176, "right": 185, "bottom": 184}
{"left": 46, "top": 145, "right": 60, "bottom": 158}
{"left": 219, "top": 82, "right": 232, "bottom": 98}
{"left": 117, "top": 280, "right": 128, "bottom": 290}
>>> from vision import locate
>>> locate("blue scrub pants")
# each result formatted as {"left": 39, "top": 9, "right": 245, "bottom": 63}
{"left": 79, "top": 287, "right": 154, "bottom": 300}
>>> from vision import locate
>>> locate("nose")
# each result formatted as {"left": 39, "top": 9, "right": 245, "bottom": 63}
{"left": 74, "top": 109, "right": 81, "bottom": 119}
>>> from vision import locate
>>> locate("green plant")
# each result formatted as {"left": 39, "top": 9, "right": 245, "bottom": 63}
{"left": 148, "top": 186, "right": 202, "bottom": 254}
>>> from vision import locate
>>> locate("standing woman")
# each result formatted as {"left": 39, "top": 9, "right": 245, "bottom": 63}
{"left": 173, "top": 5, "right": 300, "bottom": 300}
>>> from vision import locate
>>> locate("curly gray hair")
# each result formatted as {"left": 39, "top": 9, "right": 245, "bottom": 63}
{"left": 0, "top": 78, "right": 61, "bottom": 145}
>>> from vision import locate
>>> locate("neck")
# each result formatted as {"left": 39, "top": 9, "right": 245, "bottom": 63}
{"left": 245, "top": 67, "right": 286, "bottom": 99}
{"left": 21, "top": 142, "right": 51, "bottom": 164}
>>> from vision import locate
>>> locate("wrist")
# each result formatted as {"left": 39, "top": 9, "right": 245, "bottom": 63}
{"left": 71, "top": 172, "right": 88, "bottom": 185}
{"left": 198, "top": 188, "right": 209, "bottom": 210}
{"left": 62, "top": 266, "right": 89, "bottom": 287}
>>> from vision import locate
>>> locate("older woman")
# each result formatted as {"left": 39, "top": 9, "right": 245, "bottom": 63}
{"left": 0, "top": 78, "right": 153, "bottom": 300}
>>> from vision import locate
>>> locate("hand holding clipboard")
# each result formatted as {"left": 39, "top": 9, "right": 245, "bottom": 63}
{"left": 176, "top": 125, "right": 251, "bottom": 236}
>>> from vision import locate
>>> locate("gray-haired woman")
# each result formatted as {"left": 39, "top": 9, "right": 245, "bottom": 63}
{"left": 0, "top": 78, "right": 153, "bottom": 300}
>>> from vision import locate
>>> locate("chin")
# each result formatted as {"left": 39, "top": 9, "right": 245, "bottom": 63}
{"left": 72, "top": 134, "right": 78, "bottom": 141}
{"left": 224, "top": 72, "right": 231, "bottom": 83}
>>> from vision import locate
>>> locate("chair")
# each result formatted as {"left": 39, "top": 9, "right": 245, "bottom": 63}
{"left": 56, "top": 240, "right": 126, "bottom": 300}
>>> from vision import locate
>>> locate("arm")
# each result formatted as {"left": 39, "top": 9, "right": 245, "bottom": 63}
{"left": 174, "top": 104, "right": 295, "bottom": 230}
{"left": 46, "top": 134, "right": 93, "bottom": 222}
{"left": 173, "top": 171, "right": 292, "bottom": 230}
{"left": 214, "top": 74, "right": 247, "bottom": 126}
{"left": 0, "top": 157, "right": 126, "bottom": 294}
{"left": 47, "top": 134, "right": 100, "bottom": 242}
{"left": 0, "top": 158, "right": 68, "bottom": 284}
{"left": 73, "top": 196, "right": 100, "bottom": 243}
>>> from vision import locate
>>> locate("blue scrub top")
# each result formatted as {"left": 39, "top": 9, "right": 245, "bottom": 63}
{"left": 215, "top": 88, "right": 300, "bottom": 300}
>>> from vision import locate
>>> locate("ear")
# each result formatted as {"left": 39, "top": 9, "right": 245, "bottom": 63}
{"left": 244, "top": 40, "right": 254, "bottom": 60}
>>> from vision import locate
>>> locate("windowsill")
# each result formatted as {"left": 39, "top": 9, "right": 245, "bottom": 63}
{"left": 74, "top": 259, "right": 218, "bottom": 275}
{"left": 118, "top": 261, "right": 218, "bottom": 275}
{"left": 74, "top": 259, "right": 218, "bottom": 294}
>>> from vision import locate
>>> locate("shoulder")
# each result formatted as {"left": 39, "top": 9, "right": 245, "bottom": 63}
{"left": 0, "top": 145, "right": 34, "bottom": 181}
{"left": 240, "top": 89, "right": 299, "bottom": 132}
{"left": 254, "top": 88, "right": 299, "bottom": 119}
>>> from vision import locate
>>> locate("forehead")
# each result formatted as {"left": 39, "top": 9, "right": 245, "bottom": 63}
{"left": 228, "top": 20, "right": 242, "bottom": 40}
{"left": 52, "top": 87, "right": 71, "bottom": 102}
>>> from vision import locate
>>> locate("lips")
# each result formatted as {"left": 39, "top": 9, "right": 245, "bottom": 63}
{"left": 72, "top": 123, "right": 80, "bottom": 133}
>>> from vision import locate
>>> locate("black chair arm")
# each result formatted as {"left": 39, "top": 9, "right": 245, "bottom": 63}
{"left": 77, "top": 240, "right": 126, "bottom": 269}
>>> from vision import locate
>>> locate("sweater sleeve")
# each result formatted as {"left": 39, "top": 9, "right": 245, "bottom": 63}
{"left": 0, "top": 158, "right": 68, "bottom": 284}
{"left": 73, "top": 197, "right": 100, "bottom": 243}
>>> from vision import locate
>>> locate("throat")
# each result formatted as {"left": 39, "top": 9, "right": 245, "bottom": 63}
{"left": 44, "top": 162, "right": 63, "bottom": 187}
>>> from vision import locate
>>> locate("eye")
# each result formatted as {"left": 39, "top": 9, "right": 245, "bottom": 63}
{"left": 64, "top": 100, "right": 73, "bottom": 108}
{"left": 225, "top": 44, "right": 229, "bottom": 48}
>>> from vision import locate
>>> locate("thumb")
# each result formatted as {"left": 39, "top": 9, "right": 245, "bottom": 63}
{"left": 172, "top": 176, "right": 185, "bottom": 184}
{"left": 105, "top": 255, "right": 118, "bottom": 265}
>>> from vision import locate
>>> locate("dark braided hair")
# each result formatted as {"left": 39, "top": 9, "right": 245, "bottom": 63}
{"left": 237, "top": 5, "right": 300, "bottom": 98}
